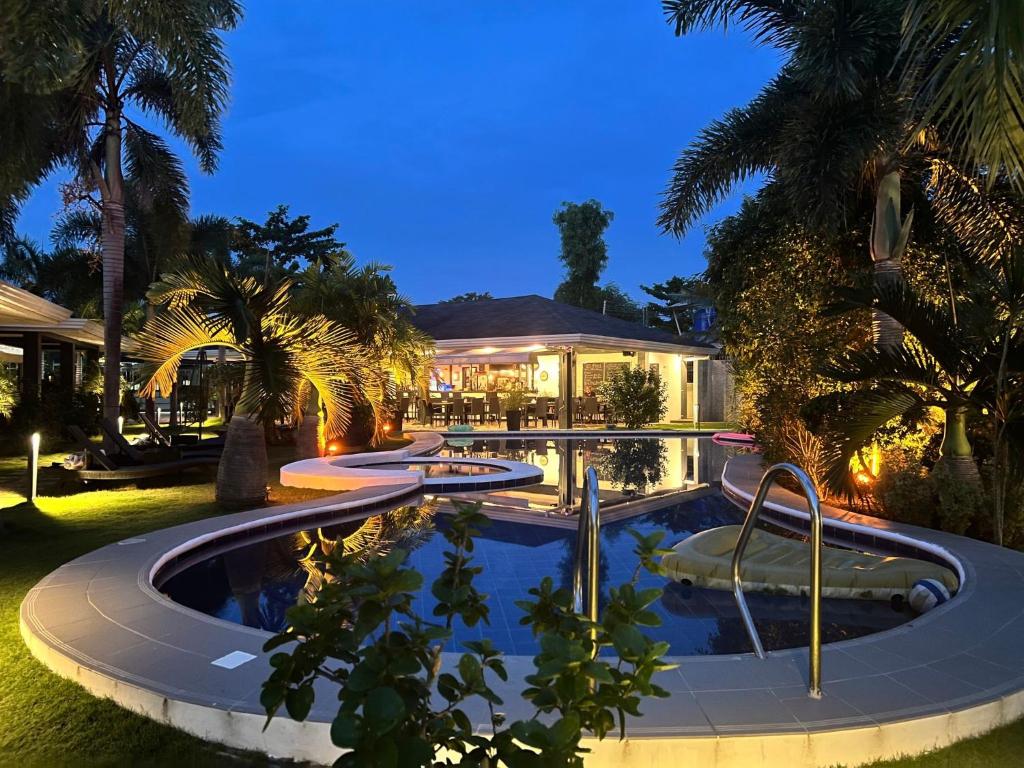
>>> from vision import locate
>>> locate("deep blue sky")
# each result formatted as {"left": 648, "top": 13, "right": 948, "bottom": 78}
{"left": 16, "top": 1, "right": 780, "bottom": 304}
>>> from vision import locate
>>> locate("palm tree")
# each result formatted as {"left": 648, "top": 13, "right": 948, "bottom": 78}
{"left": 0, "top": 1, "right": 240, "bottom": 433}
{"left": 659, "top": 0, "right": 914, "bottom": 348}
{"left": 814, "top": 279, "right": 984, "bottom": 495}
{"left": 900, "top": 1, "right": 1024, "bottom": 187}
{"left": 293, "top": 258, "right": 434, "bottom": 447}
{"left": 135, "top": 257, "right": 379, "bottom": 507}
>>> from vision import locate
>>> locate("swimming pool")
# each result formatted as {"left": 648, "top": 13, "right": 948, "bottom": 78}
{"left": 159, "top": 491, "right": 915, "bottom": 656}
{"left": 438, "top": 435, "right": 730, "bottom": 509}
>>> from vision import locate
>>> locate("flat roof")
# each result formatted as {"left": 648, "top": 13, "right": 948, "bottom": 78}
{"left": 410, "top": 294, "right": 715, "bottom": 354}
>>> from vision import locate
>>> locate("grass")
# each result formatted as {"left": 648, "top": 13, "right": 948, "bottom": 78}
{"left": 1, "top": 432, "right": 1021, "bottom": 766}
{"left": 649, "top": 421, "right": 736, "bottom": 431}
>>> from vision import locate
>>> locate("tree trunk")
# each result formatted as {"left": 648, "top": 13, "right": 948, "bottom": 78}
{"left": 216, "top": 347, "right": 227, "bottom": 419}
{"left": 871, "top": 170, "right": 912, "bottom": 351}
{"left": 935, "top": 405, "right": 981, "bottom": 487}
{"left": 295, "top": 389, "right": 322, "bottom": 459}
{"left": 99, "top": 150, "right": 125, "bottom": 448}
{"left": 216, "top": 372, "right": 269, "bottom": 508}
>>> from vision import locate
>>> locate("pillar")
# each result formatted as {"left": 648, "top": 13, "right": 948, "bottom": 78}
{"left": 58, "top": 341, "right": 76, "bottom": 390}
{"left": 558, "top": 347, "right": 575, "bottom": 429}
{"left": 20, "top": 332, "right": 42, "bottom": 402}
{"left": 558, "top": 439, "right": 577, "bottom": 508}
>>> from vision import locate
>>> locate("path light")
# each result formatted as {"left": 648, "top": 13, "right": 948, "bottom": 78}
{"left": 117, "top": 416, "right": 124, "bottom": 434}
{"left": 327, "top": 442, "right": 340, "bottom": 455}
{"left": 29, "top": 432, "right": 40, "bottom": 502}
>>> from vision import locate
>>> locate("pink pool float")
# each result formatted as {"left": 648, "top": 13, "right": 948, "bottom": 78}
{"left": 711, "top": 431, "right": 759, "bottom": 449}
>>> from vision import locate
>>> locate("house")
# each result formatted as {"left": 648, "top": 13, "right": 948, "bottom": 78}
{"left": 0, "top": 280, "right": 114, "bottom": 402}
{"left": 409, "top": 294, "right": 735, "bottom": 426}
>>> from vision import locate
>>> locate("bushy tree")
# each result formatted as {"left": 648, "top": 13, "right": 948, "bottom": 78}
{"left": 440, "top": 292, "right": 493, "bottom": 303}
{"left": 601, "top": 367, "right": 667, "bottom": 429}
{"left": 552, "top": 200, "right": 614, "bottom": 311}
{"left": 233, "top": 205, "right": 348, "bottom": 286}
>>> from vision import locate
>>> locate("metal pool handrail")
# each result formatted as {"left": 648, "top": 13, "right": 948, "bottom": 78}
{"left": 731, "top": 462, "right": 823, "bottom": 698}
{"left": 572, "top": 465, "right": 600, "bottom": 636}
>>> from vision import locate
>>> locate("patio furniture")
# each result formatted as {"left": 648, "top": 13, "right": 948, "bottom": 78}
{"left": 582, "top": 397, "right": 601, "bottom": 423}
{"left": 528, "top": 397, "right": 550, "bottom": 427}
{"left": 469, "top": 397, "right": 486, "bottom": 424}
{"left": 140, "top": 414, "right": 225, "bottom": 454}
{"left": 450, "top": 398, "right": 467, "bottom": 425}
{"left": 486, "top": 393, "right": 501, "bottom": 422}
{"left": 65, "top": 426, "right": 219, "bottom": 483}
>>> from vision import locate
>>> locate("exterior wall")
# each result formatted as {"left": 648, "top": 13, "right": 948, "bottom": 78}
{"left": 534, "top": 353, "right": 560, "bottom": 397}
{"left": 697, "top": 358, "right": 736, "bottom": 423}
{"left": 646, "top": 351, "right": 682, "bottom": 422}
{"left": 574, "top": 351, "right": 637, "bottom": 394}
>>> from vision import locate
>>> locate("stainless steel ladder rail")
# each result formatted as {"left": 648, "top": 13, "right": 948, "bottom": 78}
{"left": 572, "top": 466, "right": 600, "bottom": 636}
{"left": 731, "top": 462, "right": 824, "bottom": 698}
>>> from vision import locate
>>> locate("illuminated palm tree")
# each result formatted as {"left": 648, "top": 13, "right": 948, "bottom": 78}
{"left": 293, "top": 258, "right": 434, "bottom": 445}
{"left": 135, "top": 257, "right": 379, "bottom": 507}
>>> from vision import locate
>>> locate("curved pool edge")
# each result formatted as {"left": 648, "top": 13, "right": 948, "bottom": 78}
{"left": 19, "top": 442, "right": 1024, "bottom": 767}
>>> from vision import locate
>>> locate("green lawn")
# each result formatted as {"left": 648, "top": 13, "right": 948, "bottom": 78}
{"left": 0, "top": 434, "right": 1021, "bottom": 766}
{"left": 649, "top": 421, "right": 736, "bottom": 431}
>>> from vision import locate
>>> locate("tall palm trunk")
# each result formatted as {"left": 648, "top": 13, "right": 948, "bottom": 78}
{"left": 99, "top": 105, "right": 126, "bottom": 445}
{"left": 870, "top": 171, "right": 913, "bottom": 350}
{"left": 216, "top": 367, "right": 269, "bottom": 507}
{"left": 295, "top": 389, "right": 322, "bottom": 459}
{"left": 936, "top": 405, "right": 981, "bottom": 487}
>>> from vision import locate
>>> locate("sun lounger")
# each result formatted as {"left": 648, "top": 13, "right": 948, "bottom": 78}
{"left": 64, "top": 425, "right": 218, "bottom": 483}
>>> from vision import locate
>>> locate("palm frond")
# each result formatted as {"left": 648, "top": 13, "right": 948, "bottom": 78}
{"left": 901, "top": 0, "right": 1024, "bottom": 186}
{"left": 661, "top": 1, "right": 800, "bottom": 48}
{"left": 658, "top": 74, "right": 793, "bottom": 234}
{"left": 814, "top": 383, "right": 926, "bottom": 495}
{"left": 123, "top": 120, "right": 189, "bottom": 216}
{"left": 135, "top": 305, "right": 235, "bottom": 397}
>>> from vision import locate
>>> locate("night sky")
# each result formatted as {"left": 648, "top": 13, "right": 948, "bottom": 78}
{"left": 15, "top": 1, "right": 780, "bottom": 304}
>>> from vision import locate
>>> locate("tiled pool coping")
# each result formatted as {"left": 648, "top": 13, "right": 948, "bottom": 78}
{"left": 19, "top": 446, "right": 1024, "bottom": 766}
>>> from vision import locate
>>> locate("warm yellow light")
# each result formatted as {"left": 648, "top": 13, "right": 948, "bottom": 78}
{"left": 383, "top": 423, "right": 392, "bottom": 433}
{"left": 478, "top": 346, "right": 499, "bottom": 354}
{"left": 117, "top": 416, "right": 124, "bottom": 434}
{"left": 327, "top": 441, "right": 341, "bottom": 455}
{"left": 29, "top": 432, "right": 40, "bottom": 501}
{"left": 526, "top": 344, "right": 545, "bottom": 352}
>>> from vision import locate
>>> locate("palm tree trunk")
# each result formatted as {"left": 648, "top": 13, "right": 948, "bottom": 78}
{"left": 216, "top": 367, "right": 269, "bottom": 507}
{"left": 871, "top": 171, "right": 912, "bottom": 350}
{"left": 935, "top": 405, "right": 981, "bottom": 487}
{"left": 295, "top": 389, "right": 322, "bottom": 459}
{"left": 99, "top": 113, "right": 126, "bottom": 446}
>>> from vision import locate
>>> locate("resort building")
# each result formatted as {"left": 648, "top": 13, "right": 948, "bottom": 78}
{"left": 0, "top": 280, "right": 112, "bottom": 400}
{"left": 409, "top": 294, "right": 734, "bottom": 427}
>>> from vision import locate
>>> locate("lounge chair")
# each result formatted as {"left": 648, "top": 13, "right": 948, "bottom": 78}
{"left": 64, "top": 425, "right": 218, "bottom": 483}
{"left": 137, "top": 414, "right": 225, "bottom": 455}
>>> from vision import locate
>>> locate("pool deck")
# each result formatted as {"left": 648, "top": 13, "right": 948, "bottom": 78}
{"left": 20, "top": 445, "right": 1024, "bottom": 766}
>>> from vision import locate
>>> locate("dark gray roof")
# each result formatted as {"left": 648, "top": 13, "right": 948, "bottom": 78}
{"left": 409, "top": 294, "right": 713, "bottom": 349}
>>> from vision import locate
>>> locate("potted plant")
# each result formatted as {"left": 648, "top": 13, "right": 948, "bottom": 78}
{"left": 498, "top": 383, "right": 528, "bottom": 431}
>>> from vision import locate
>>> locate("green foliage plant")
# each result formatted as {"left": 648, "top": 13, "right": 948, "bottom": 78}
{"left": 261, "top": 502, "right": 675, "bottom": 767}
{"left": 600, "top": 367, "right": 667, "bottom": 429}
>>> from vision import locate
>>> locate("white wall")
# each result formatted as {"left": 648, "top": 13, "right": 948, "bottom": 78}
{"left": 535, "top": 354, "right": 560, "bottom": 397}
{"left": 647, "top": 351, "right": 682, "bottom": 422}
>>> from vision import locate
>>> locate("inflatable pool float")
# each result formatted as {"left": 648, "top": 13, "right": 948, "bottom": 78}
{"left": 661, "top": 525, "right": 958, "bottom": 601}
{"left": 445, "top": 423, "right": 476, "bottom": 448}
{"left": 712, "top": 432, "right": 758, "bottom": 448}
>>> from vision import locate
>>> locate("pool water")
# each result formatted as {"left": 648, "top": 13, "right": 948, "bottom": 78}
{"left": 358, "top": 461, "right": 503, "bottom": 477}
{"left": 439, "top": 436, "right": 728, "bottom": 506}
{"left": 160, "top": 493, "right": 914, "bottom": 656}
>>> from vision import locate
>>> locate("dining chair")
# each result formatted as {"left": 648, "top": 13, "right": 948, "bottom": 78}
{"left": 469, "top": 398, "right": 486, "bottom": 424}
{"left": 450, "top": 398, "right": 467, "bottom": 425}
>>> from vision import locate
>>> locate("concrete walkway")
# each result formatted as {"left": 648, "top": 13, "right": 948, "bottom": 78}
{"left": 19, "top": 448, "right": 1024, "bottom": 766}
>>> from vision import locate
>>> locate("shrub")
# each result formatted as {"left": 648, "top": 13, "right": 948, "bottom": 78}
{"left": 932, "top": 461, "right": 985, "bottom": 536}
{"left": 874, "top": 458, "right": 935, "bottom": 529}
{"left": 261, "top": 503, "right": 675, "bottom": 766}
{"left": 600, "top": 367, "right": 666, "bottom": 429}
